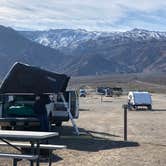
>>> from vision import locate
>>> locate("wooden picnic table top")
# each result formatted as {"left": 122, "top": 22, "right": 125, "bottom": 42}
{"left": 0, "top": 130, "right": 59, "bottom": 140}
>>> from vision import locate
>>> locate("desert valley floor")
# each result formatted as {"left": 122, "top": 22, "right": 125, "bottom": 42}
{"left": 0, "top": 93, "right": 166, "bottom": 166}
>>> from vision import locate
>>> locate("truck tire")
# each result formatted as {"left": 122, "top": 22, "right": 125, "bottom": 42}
{"left": 148, "top": 105, "right": 152, "bottom": 110}
{"left": 128, "top": 103, "right": 132, "bottom": 111}
{"left": 56, "top": 122, "right": 62, "bottom": 127}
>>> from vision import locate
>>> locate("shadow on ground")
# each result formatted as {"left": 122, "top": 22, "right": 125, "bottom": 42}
{"left": 49, "top": 126, "right": 139, "bottom": 152}
{"left": 152, "top": 109, "right": 166, "bottom": 111}
{"left": 129, "top": 109, "right": 151, "bottom": 111}
{"left": 129, "top": 108, "right": 166, "bottom": 112}
{"left": 87, "top": 130, "right": 120, "bottom": 138}
{"left": 79, "top": 108, "right": 90, "bottom": 111}
{"left": 101, "top": 100, "right": 113, "bottom": 103}
{"left": 39, "top": 153, "right": 63, "bottom": 164}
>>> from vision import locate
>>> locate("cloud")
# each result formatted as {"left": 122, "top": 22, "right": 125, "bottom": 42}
{"left": 116, "top": 0, "right": 166, "bottom": 12}
{"left": 0, "top": 0, "right": 165, "bottom": 31}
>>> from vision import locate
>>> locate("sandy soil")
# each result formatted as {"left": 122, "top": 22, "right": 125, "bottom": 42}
{"left": 0, "top": 93, "right": 166, "bottom": 166}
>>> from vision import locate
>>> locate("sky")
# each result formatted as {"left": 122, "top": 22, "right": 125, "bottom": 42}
{"left": 0, "top": 0, "right": 166, "bottom": 32}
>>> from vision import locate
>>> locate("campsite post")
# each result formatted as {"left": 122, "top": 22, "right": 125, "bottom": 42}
{"left": 123, "top": 104, "right": 128, "bottom": 141}
{"left": 101, "top": 94, "right": 103, "bottom": 103}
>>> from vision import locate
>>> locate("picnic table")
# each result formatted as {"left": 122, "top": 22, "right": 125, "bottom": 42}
{"left": 0, "top": 130, "right": 59, "bottom": 166}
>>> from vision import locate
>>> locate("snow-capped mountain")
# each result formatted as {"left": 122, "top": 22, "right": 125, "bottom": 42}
{"left": 19, "top": 28, "right": 166, "bottom": 75}
{"left": 20, "top": 29, "right": 103, "bottom": 50}
{"left": 20, "top": 28, "right": 166, "bottom": 52}
{"left": 0, "top": 25, "right": 165, "bottom": 76}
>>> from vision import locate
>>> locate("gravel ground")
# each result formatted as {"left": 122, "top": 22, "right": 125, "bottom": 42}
{"left": 0, "top": 93, "right": 166, "bottom": 166}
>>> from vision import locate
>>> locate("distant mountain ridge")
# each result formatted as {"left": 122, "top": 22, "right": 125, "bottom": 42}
{"left": 0, "top": 25, "right": 165, "bottom": 78}
{"left": 20, "top": 28, "right": 166, "bottom": 51}
{"left": 0, "top": 25, "right": 65, "bottom": 78}
{"left": 20, "top": 28, "right": 166, "bottom": 75}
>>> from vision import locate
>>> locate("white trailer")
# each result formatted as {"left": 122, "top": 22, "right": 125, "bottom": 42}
{"left": 128, "top": 91, "right": 152, "bottom": 110}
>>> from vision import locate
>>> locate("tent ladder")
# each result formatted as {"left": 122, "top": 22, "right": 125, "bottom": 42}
{"left": 60, "top": 93, "right": 80, "bottom": 136}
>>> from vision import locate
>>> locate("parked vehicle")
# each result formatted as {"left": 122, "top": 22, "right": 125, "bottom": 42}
{"left": 96, "top": 87, "right": 105, "bottom": 95}
{"left": 128, "top": 91, "right": 152, "bottom": 110}
{"left": 112, "top": 87, "right": 123, "bottom": 96}
{"left": 0, "top": 91, "right": 79, "bottom": 129}
{"left": 104, "top": 88, "right": 113, "bottom": 97}
{"left": 79, "top": 89, "right": 86, "bottom": 97}
{"left": 0, "top": 62, "right": 79, "bottom": 130}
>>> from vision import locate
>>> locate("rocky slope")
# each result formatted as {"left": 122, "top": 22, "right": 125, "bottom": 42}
{"left": 0, "top": 25, "right": 65, "bottom": 78}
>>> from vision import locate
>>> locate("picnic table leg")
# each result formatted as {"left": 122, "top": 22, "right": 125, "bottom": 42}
{"left": 36, "top": 141, "right": 40, "bottom": 166}
{"left": 48, "top": 150, "right": 53, "bottom": 166}
{"left": 30, "top": 141, "right": 34, "bottom": 166}
{"left": 13, "top": 159, "right": 17, "bottom": 166}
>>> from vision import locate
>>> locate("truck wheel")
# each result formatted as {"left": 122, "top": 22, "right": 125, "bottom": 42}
{"left": 148, "top": 105, "right": 152, "bottom": 110}
{"left": 56, "top": 122, "right": 62, "bottom": 127}
{"left": 128, "top": 104, "right": 132, "bottom": 111}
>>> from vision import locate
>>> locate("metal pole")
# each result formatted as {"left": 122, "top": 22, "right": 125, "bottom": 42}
{"left": 13, "top": 159, "right": 17, "bottom": 166}
{"left": 48, "top": 150, "right": 53, "bottom": 166}
{"left": 30, "top": 141, "right": 34, "bottom": 166}
{"left": 36, "top": 141, "right": 40, "bottom": 166}
{"left": 123, "top": 104, "right": 128, "bottom": 141}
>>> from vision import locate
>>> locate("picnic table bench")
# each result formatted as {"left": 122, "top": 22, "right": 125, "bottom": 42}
{"left": 0, "top": 130, "right": 66, "bottom": 166}
{"left": 0, "top": 153, "right": 38, "bottom": 166}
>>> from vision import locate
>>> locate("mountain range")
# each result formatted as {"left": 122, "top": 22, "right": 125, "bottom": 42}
{"left": 0, "top": 25, "right": 165, "bottom": 78}
{"left": 20, "top": 28, "right": 166, "bottom": 75}
{"left": 21, "top": 28, "right": 166, "bottom": 51}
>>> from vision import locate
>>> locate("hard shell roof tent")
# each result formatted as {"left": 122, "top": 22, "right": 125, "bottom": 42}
{"left": 0, "top": 62, "right": 70, "bottom": 94}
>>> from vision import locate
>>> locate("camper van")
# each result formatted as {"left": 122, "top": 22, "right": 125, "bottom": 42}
{"left": 128, "top": 91, "right": 152, "bottom": 110}
{"left": 0, "top": 91, "right": 79, "bottom": 130}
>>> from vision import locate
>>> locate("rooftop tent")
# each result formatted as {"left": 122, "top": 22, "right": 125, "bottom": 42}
{"left": 0, "top": 62, "right": 70, "bottom": 94}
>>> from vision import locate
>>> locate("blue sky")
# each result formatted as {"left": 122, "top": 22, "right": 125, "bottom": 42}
{"left": 0, "top": 0, "right": 165, "bottom": 32}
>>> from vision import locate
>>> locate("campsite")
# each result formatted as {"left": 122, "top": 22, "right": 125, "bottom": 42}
{"left": 0, "top": 71, "right": 166, "bottom": 166}
{"left": 0, "top": 1, "right": 166, "bottom": 165}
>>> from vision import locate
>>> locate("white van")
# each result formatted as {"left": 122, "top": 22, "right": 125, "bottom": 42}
{"left": 128, "top": 91, "right": 152, "bottom": 110}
